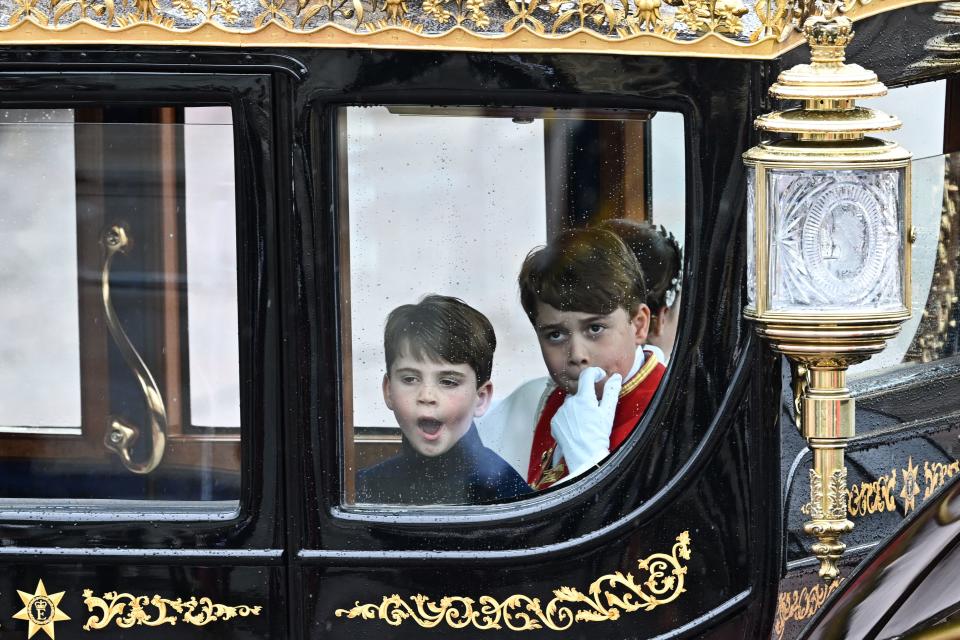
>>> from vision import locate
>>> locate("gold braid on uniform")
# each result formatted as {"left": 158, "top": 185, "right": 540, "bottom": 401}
{"left": 530, "top": 353, "right": 659, "bottom": 490}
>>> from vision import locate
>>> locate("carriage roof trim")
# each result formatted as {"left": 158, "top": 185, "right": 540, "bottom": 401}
{"left": 0, "top": 0, "right": 934, "bottom": 59}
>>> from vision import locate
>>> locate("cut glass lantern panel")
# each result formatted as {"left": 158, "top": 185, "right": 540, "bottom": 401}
{"left": 767, "top": 168, "right": 905, "bottom": 313}
{"left": 746, "top": 165, "right": 756, "bottom": 307}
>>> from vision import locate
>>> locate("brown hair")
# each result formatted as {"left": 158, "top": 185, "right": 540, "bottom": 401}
{"left": 518, "top": 228, "right": 647, "bottom": 325}
{"left": 599, "top": 219, "right": 682, "bottom": 312}
{"left": 384, "top": 294, "right": 496, "bottom": 385}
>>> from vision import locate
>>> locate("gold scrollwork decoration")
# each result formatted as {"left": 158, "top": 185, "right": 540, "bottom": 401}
{"left": 923, "top": 459, "right": 960, "bottom": 501}
{"left": 848, "top": 468, "right": 898, "bottom": 517}
{"left": 81, "top": 590, "right": 262, "bottom": 630}
{"left": 773, "top": 580, "right": 842, "bottom": 640}
{"left": 335, "top": 531, "right": 690, "bottom": 631}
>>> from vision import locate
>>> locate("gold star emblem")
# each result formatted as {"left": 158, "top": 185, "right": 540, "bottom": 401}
{"left": 13, "top": 580, "right": 70, "bottom": 639}
{"left": 900, "top": 457, "right": 920, "bottom": 515}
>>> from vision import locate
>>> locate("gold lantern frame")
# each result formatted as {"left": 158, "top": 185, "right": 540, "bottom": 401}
{"left": 744, "top": 13, "right": 914, "bottom": 580}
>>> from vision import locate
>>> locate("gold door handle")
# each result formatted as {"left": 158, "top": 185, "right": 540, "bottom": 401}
{"left": 101, "top": 225, "right": 168, "bottom": 475}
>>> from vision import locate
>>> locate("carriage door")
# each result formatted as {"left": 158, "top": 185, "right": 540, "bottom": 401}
{"left": 0, "top": 70, "right": 284, "bottom": 639}
{"left": 279, "top": 46, "right": 787, "bottom": 640}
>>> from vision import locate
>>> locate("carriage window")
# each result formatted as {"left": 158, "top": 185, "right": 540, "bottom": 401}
{"left": 0, "top": 107, "right": 241, "bottom": 514}
{"left": 338, "top": 106, "right": 685, "bottom": 507}
{"left": 849, "top": 81, "right": 959, "bottom": 382}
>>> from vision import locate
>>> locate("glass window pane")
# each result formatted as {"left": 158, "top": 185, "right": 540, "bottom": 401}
{"left": 340, "top": 106, "right": 685, "bottom": 507}
{"left": 848, "top": 81, "right": 956, "bottom": 381}
{"left": 346, "top": 107, "right": 548, "bottom": 432}
{"left": 0, "top": 107, "right": 241, "bottom": 513}
{"left": 185, "top": 106, "right": 241, "bottom": 428}
{"left": 0, "top": 109, "right": 81, "bottom": 430}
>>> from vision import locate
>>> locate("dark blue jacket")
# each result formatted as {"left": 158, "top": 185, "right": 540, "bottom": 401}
{"left": 357, "top": 424, "right": 532, "bottom": 505}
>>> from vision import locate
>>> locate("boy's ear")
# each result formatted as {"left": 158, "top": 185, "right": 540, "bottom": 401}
{"left": 473, "top": 380, "right": 493, "bottom": 418}
{"left": 631, "top": 304, "right": 651, "bottom": 345}
{"left": 648, "top": 307, "right": 666, "bottom": 337}
{"left": 382, "top": 373, "right": 394, "bottom": 410}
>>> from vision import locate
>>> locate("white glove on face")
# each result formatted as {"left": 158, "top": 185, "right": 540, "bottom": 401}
{"left": 550, "top": 367, "right": 622, "bottom": 479}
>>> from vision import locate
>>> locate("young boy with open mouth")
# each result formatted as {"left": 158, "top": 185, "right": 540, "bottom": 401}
{"left": 357, "top": 295, "right": 531, "bottom": 505}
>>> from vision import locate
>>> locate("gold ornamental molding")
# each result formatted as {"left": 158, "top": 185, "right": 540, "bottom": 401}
{"left": 81, "top": 590, "right": 262, "bottom": 630}
{"left": 335, "top": 531, "right": 690, "bottom": 631}
{"left": 0, "top": 0, "right": 938, "bottom": 58}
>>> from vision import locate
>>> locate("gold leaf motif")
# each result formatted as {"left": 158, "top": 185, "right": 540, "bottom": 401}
{"left": 827, "top": 467, "right": 848, "bottom": 520}
{"left": 750, "top": 0, "right": 789, "bottom": 40}
{"left": 52, "top": 0, "right": 79, "bottom": 24}
{"left": 10, "top": 0, "right": 49, "bottom": 25}
{"left": 297, "top": 0, "right": 361, "bottom": 29}
{"left": 804, "top": 468, "right": 825, "bottom": 520}
{"left": 504, "top": 0, "right": 546, "bottom": 33}
{"left": 81, "top": 590, "right": 262, "bottom": 631}
{"left": 255, "top": 0, "right": 294, "bottom": 27}
{"left": 421, "top": 0, "right": 489, "bottom": 28}
{"left": 173, "top": 0, "right": 201, "bottom": 18}
{"left": 803, "top": 468, "right": 848, "bottom": 520}
{"left": 335, "top": 531, "right": 691, "bottom": 631}
{"left": 211, "top": 0, "right": 239, "bottom": 23}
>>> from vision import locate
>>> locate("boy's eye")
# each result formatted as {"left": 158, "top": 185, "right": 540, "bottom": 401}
{"left": 587, "top": 324, "right": 606, "bottom": 336}
{"left": 439, "top": 378, "right": 460, "bottom": 388}
{"left": 400, "top": 375, "right": 419, "bottom": 384}
{"left": 544, "top": 330, "right": 566, "bottom": 343}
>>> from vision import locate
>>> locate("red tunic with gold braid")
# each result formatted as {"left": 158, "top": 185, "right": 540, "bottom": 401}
{"left": 526, "top": 351, "right": 665, "bottom": 490}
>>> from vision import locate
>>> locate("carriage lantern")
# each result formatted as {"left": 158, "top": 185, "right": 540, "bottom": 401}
{"left": 743, "top": 9, "right": 913, "bottom": 581}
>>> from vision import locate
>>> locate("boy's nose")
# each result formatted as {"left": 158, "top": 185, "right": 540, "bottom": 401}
{"left": 568, "top": 336, "right": 590, "bottom": 366}
{"left": 417, "top": 384, "right": 438, "bottom": 404}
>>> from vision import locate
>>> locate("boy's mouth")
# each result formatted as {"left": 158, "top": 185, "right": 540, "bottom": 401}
{"left": 417, "top": 418, "right": 444, "bottom": 440}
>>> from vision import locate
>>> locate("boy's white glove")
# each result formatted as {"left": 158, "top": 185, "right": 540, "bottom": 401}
{"left": 550, "top": 367, "right": 622, "bottom": 479}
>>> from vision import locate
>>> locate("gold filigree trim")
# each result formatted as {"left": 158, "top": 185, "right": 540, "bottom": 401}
{"left": 798, "top": 455, "right": 960, "bottom": 519}
{"left": 0, "top": 0, "right": 938, "bottom": 58}
{"left": 848, "top": 468, "right": 898, "bottom": 516}
{"left": 81, "top": 591, "right": 262, "bottom": 630}
{"left": 773, "top": 580, "right": 842, "bottom": 640}
{"left": 335, "top": 531, "right": 690, "bottom": 631}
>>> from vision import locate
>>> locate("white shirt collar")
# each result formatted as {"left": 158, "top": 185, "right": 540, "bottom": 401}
{"left": 625, "top": 345, "right": 646, "bottom": 380}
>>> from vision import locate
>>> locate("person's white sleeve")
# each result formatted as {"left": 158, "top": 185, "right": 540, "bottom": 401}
{"left": 477, "top": 377, "right": 553, "bottom": 476}
{"left": 550, "top": 368, "right": 622, "bottom": 479}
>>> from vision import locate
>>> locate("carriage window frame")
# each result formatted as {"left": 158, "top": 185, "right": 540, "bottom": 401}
{"left": 0, "top": 82, "right": 265, "bottom": 527}
{"left": 327, "top": 102, "right": 691, "bottom": 515}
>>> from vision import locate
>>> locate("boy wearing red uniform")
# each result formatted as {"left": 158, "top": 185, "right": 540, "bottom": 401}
{"left": 478, "top": 228, "right": 666, "bottom": 489}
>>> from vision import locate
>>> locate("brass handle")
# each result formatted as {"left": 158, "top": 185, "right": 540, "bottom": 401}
{"left": 101, "top": 225, "right": 168, "bottom": 475}
{"left": 791, "top": 362, "right": 809, "bottom": 434}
